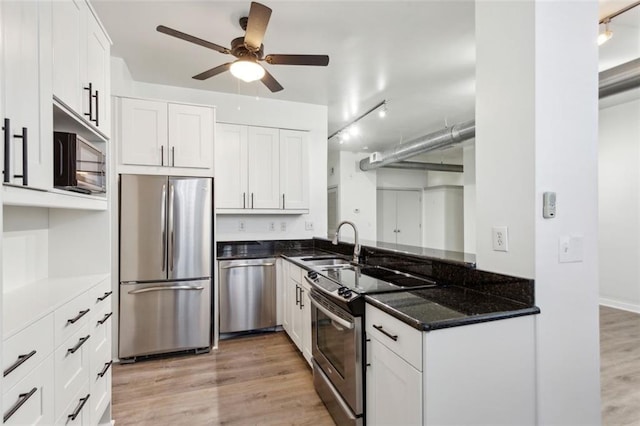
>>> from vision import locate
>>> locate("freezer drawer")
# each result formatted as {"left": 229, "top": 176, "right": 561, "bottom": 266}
{"left": 119, "top": 280, "right": 211, "bottom": 359}
{"left": 219, "top": 259, "right": 276, "bottom": 333}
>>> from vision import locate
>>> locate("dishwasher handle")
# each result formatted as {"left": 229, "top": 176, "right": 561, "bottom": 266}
{"left": 221, "top": 263, "right": 275, "bottom": 269}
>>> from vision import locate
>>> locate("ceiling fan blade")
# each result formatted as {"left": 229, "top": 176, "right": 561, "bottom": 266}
{"left": 192, "top": 63, "right": 232, "bottom": 80}
{"left": 244, "top": 2, "right": 272, "bottom": 51}
{"left": 264, "top": 54, "right": 330, "bottom": 66}
{"left": 157, "top": 25, "right": 229, "bottom": 54}
{"left": 261, "top": 69, "right": 284, "bottom": 92}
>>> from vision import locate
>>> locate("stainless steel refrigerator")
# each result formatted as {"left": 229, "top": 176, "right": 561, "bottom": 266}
{"left": 119, "top": 174, "right": 212, "bottom": 359}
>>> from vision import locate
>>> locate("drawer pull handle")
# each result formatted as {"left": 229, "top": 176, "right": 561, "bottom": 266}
{"left": 67, "top": 335, "right": 90, "bottom": 355}
{"left": 97, "top": 361, "right": 113, "bottom": 378}
{"left": 3, "top": 350, "right": 36, "bottom": 377}
{"left": 97, "top": 291, "right": 112, "bottom": 302}
{"left": 97, "top": 312, "right": 112, "bottom": 325}
{"left": 67, "top": 309, "right": 90, "bottom": 324}
{"left": 3, "top": 387, "right": 37, "bottom": 423}
{"left": 68, "top": 394, "right": 90, "bottom": 422}
{"left": 373, "top": 324, "right": 398, "bottom": 341}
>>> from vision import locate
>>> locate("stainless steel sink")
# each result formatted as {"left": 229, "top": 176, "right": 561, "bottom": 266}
{"left": 301, "top": 257, "right": 352, "bottom": 267}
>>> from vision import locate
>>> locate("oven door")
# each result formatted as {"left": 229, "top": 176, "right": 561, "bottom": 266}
{"left": 310, "top": 290, "right": 363, "bottom": 416}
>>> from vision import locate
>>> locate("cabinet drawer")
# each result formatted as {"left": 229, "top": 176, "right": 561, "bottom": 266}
{"left": 54, "top": 291, "right": 91, "bottom": 348}
{"left": 2, "top": 355, "right": 54, "bottom": 426}
{"left": 89, "top": 352, "right": 112, "bottom": 426}
{"left": 90, "top": 278, "right": 113, "bottom": 310}
{"left": 3, "top": 313, "right": 54, "bottom": 390}
{"left": 89, "top": 301, "right": 112, "bottom": 377}
{"left": 366, "top": 304, "right": 422, "bottom": 371}
{"left": 56, "top": 381, "right": 90, "bottom": 426}
{"left": 54, "top": 325, "right": 91, "bottom": 418}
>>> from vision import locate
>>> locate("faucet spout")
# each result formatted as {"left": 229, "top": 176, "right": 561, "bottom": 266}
{"left": 333, "top": 221, "right": 360, "bottom": 264}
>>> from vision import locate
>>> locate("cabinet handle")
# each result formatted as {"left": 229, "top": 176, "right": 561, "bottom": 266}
{"left": 83, "top": 83, "right": 93, "bottom": 121}
{"left": 97, "top": 291, "right": 113, "bottom": 302}
{"left": 3, "top": 350, "right": 36, "bottom": 377}
{"left": 93, "top": 90, "right": 99, "bottom": 126}
{"left": 67, "top": 335, "right": 90, "bottom": 355}
{"left": 171, "top": 146, "right": 175, "bottom": 167}
{"left": 295, "top": 285, "right": 300, "bottom": 306}
{"left": 243, "top": 192, "right": 246, "bottom": 209}
{"left": 68, "top": 394, "right": 90, "bottom": 422}
{"left": 299, "top": 288, "right": 304, "bottom": 309}
{"left": 160, "top": 146, "right": 164, "bottom": 166}
{"left": 282, "top": 193, "right": 285, "bottom": 209}
{"left": 3, "top": 118, "right": 9, "bottom": 183}
{"left": 372, "top": 324, "right": 398, "bottom": 341}
{"left": 3, "top": 387, "right": 37, "bottom": 423}
{"left": 97, "top": 312, "right": 112, "bottom": 325}
{"left": 251, "top": 193, "right": 254, "bottom": 209}
{"left": 97, "top": 361, "right": 113, "bottom": 378}
{"left": 12, "top": 127, "right": 28, "bottom": 186}
{"left": 67, "top": 309, "right": 90, "bottom": 325}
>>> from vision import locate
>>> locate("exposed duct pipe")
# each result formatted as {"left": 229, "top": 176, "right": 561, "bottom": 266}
{"left": 382, "top": 161, "right": 463, "bottom": 173}
{"left": 359, "top": 120, "right": 475, "bottom": 171}
{"left": 599, "top": 58, "right": 640, "bottom": 99}
{"left": 359, "top": 59, "right": 640, "bottom": 171}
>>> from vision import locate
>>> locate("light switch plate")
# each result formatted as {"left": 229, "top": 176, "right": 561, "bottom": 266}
{"left": 239, "top": 220, "right": 246, "bottom": 232}
{"left": 559, "top": 235, "right": 583, "bottom": 263}
{"left": 305, "top": 221, "right": 314, "bottom": 231}
{"left": 492, "top": 226, "right": 508, "bottom": 252}
{"left": 280, "top": 222, "right": 287, "bottom": 232}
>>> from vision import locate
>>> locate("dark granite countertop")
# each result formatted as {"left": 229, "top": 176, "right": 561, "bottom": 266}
{"left": 216, "top": 239, "right": 336, "bottom": 260}
{"left": 365, "top": 287, "right": 540, "bottom": 332}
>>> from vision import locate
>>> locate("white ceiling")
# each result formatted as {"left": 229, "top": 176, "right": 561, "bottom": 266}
{"left": 93, "top": 0, "right": 639, "bottom": 155}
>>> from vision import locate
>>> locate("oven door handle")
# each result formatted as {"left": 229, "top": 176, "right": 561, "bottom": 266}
{"left": 309, "top": 293, "right": 354, "bottom": 330}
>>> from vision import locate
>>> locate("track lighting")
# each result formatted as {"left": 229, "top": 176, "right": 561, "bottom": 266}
{"left": 598, "top": 20, "right": 613, "bottom": 46}
{"left": 379, "top": 104, "right": 387, "bottom": 118}
{"left": 329, "top": 100, "right": 387, "bottom": 142}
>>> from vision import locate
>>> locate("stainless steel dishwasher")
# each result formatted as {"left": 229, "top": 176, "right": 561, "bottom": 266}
{"left": 219, "top": 258, "right": 277, "bottom": 333}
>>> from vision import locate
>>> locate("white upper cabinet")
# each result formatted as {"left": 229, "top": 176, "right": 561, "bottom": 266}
{"left": 168, "top": 103, "right": 214, "bottom": 169}
{"left": 1, "top": 0, "right": 52, "bottom": 189}
{"left": 279, "top": 129, "right": 309, "bottom": 210}
{"left": 120, "top": 98, "right": 167, "bottom": 167}
{"left": 247, "top": 126, "right": 280, "bottom": 209}
{"left": 52, "top": 0, "right": 110, "bottom": 136}
{"left": 215, "top": 124, "right": 309, "bottom": 212}
{"left": 118, "top": 97, "right": 215, "bottom": 172}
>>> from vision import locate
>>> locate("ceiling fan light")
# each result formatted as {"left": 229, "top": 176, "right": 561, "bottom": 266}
{"left": 230, "top": 60, "right": 265, "bottom": 82}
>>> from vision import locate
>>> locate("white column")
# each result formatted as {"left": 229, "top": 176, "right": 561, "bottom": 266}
{"left": 476, "top": 1, "right": 601, "bottom": 424}
{"left": 463, "top": 144, "right": 476, "bottom": 253}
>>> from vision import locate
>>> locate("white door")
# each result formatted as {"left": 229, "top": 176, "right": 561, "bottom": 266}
{"left": 396, "top": 190, "right": 422, "bottom": 246}
{"left": 300, "top": 283, "right": 312, "bottom": 365}
{"left": 281, "top": 262, "right": 291, "bottom": 334}
{"left": 366, "top": 337, "right": 423, "bottom": 426}
{"left": 377, "top": 189, "right": 398, "bottom": 244}
{"left": 120, "top": 98, "right": 168, "bottom": 167}
{"left": 168, "top": 103, "right": 214, "bottom": 169}
{"left": 279, "top": 129, "right": 309, "bottom": 210}
{"left": 215, "top": 124, "right": 248, "bottom": 209}
{"left": 85, "top": 11, "right": 110, "bottom": 135}
{"left": 288, "top": 278, "right": 303, "bottom": 349}
{"left": 247, "top": 127, "right": 280, "bottom": 209}
{"left": 52, "top": 0, "right": 85, "bottom": 113}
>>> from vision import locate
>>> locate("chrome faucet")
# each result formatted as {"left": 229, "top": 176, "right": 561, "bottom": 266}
{"left": 333, "top": 221, "right": 361, "bottom": 264}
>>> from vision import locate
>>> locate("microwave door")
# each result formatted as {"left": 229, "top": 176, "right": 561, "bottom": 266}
{"left": 120, "top": 174, "right": 168, "bottom": 283}
{"left": 76, "top": 139, "right": 105, "bottom": 192}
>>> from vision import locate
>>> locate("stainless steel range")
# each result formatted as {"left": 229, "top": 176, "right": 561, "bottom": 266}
{"left": 303, "top": 264, "right": 437, "bottom": 425}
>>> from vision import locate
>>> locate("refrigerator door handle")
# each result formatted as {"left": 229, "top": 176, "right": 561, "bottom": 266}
{"left": 161, "top": 184, "right": 167, "bottom": 272}
{"left": 168, "top": 183, "right": 175, "bottom": 272}
{"left": 128, "top": 285, "right": 204, "bottom": 295}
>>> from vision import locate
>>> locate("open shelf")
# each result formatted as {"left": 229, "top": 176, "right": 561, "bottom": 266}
{"left": 3, "top": 184, "right": 107, "bottom": 210}
{"left": 53, "top": 97, "right": 109, "bottom": 144}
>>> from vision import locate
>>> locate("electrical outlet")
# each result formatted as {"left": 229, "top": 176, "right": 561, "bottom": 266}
{"left": 492, "top": 226, "right": 508, "bottom": 252}
{"left": 280, "top": 222, "right": 287, "bottom": 232}
{"left": 305, "top": 221, "right": 314, "bottom": 231}
{"left": 269, "top": 222, "right": 275, "bottom": 232}
{"left": 239, "top": 220, "right": 246, "bottom": 232}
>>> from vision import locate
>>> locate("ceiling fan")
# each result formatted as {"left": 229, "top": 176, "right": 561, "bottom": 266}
{"left": 156, "top": 1, "right": 330, "bottom": 93}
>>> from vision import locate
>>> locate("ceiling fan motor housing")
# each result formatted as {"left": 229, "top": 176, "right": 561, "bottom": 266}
{"left": 231, "top": 37, "right": 264, "bottom": 59}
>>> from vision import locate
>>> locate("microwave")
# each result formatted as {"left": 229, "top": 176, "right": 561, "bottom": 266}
{"left": 53, "top": 132, "right": 106, "bottom": 194}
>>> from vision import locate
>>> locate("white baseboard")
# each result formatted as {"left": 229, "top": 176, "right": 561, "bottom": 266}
{"left": 599, "top": 297, "right": 640, "bottom": 314}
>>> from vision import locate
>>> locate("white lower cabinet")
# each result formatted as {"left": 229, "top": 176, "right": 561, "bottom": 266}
{"left": 2, "top": 355, "right": 54, "bottom": 425}
{"left": 55, "top": 324, "right": 91, "bottom": 420}
{"left": 56, "top": 382, "right": 90, "bottom": 426}
{"left": 282, "top": 261, "right": 312, "bottom": 366}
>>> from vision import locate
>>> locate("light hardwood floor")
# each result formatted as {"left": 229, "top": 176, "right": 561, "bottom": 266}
{"left": 600, "top": 306, "right": 640, "bottom": 426}
{"left": 112, "top": 332, "right": 335, "bottom": 425}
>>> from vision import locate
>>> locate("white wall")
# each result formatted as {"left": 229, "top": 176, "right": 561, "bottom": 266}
{"left": 599, "top": 97, "right": 640, "bottom": 313}
{"left": 463, "top": 144, "right": 476, "bottom": 254}
{"left": 111, "top": 57, "right": 328, "bottom": 242}
{"left": 477, "top": 2, "right": 601, "bottom": 424}
{"left": 337, "top": 151, "right": 376, "bottom": 242}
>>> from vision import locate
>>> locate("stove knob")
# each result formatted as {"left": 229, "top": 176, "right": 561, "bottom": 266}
{"left": 308, "top": 271, "right": 318, "bottom": 280}
{"left": 342, "top": 290, "right": 352, "bottom": 299}
{"left": 337, "top": 286, "right": 348, "bottom": 295}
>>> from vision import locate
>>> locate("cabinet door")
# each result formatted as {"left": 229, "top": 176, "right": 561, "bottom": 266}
{"left": 120, "top": 98, "right": 168, "bottom": 166}
{"left": 1, "top": 0, "right": 49, "bottom": 189}
{"left": 281, "top": 261, "right": 291, "bottom": 334}
{"left": 366, "top": 337, "right": 422, "bottom": 426}
{"left": 300, "top": 283, "right": 313, "bottom": 365}
{"left": 288, "top": 279, "right": 303, "bottom": 350}
{"left": 247, "top": 127, "right": 280, "bottom": 209}
{"left": 215, "top": 124, "right": 247, "bottom": 209}
{"left": 52, "top": 0, "right": 85, "bottom": 113}
{"left": 168, "top": 103, "right": 214, "bottom": 169}
{"left": 279, "top": 130, "right": 309, "bottom": 210}
{"left": 85, "top": 10, "right": 110, "bottom": 135}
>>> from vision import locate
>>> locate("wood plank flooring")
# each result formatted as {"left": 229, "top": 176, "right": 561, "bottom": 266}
{"left": 112, "top": 332, "right": 335, "bottom": 425}
{"left": 600, "top": 306, "right": 640, "bottom": 426}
